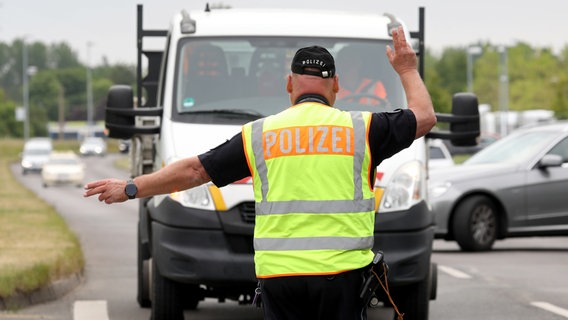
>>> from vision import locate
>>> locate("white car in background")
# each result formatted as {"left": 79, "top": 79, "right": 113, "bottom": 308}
{"left": 41, "top": 151, "right": 85, "bottom": 188}
{"left": 79, "top": 137, "right": 107, "bottom": 156}
{"left": 428, "top": 139, "right": 454, "bottom": 169}
{"left": 20, "top": 137, "right": 53, "bottom": 174}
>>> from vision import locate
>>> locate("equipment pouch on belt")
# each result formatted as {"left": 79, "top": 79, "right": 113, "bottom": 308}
{"left": 359, "top": 251, "right": 388, "bottom": 307}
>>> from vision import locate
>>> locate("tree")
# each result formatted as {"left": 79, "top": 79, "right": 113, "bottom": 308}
{"left": 435, "top": 47, "right": 468, "bottom": 95}
{"left": 49, "top": 42, "right": 82, "bottom": 69}
{"left": 424, "top": 50, "right": 452, "bottom": 115}
{"left": 507, "top": 42, "right": 559, "bottom": 111}
{"left": 552, "top": 45, "right": 568, "bottom": 119}
{"left": 0, "top": 88, "right": 21, "bottom": 137}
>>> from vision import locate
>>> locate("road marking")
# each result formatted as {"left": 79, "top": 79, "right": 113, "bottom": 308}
{"left": 73, "top": 300, "right": 109, "bottom": 320}
{"left": 531, "top": 302, "right": 568, "bottom": 318}
{"left": 0, "top": 314, "right": 55, "bottom": 319}
{"left": 438, "top": 265, "right": 472, "bottom": 279}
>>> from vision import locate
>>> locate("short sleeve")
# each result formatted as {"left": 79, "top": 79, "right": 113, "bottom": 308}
{"left": 369, "top": 109, "right": 417, "bottom": 167}
{"left": 198, "top": 132, "right": 251, "bottom": 187}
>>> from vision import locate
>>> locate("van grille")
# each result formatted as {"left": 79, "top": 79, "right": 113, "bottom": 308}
{"left": 239, "top": 202, "right": 256, "bottom": 223}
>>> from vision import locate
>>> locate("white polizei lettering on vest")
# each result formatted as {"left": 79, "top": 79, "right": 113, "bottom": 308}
{"left": 346, "top": 125, "right": 351, "bottom": 153}
{"left": 308, "top": 127, "right": 314, "bottom": 152}
{"left": 280, "top": 128, "right": 292, "bottom": 154}
{"left": 316, "top": 127, "right": 328, "bottom": 152}
{"left": 294, "top": 127, "right": 306, "bottom": 153}
{"left": 264, "top": 131, "right": 277, "bottom": 157}
{"left": 331, "top": 126, "right": 342, "bottom": 152}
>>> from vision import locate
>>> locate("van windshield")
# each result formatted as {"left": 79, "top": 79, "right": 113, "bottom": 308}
{"left": 172, "top": 37, "right": 406, "bottom": 124}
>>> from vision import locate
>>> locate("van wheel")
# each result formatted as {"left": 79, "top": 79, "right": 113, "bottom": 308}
{"left": 452, "top": 195, "right": 497, "bottom": 251}
{"left": 390, "top": 272, "right": 430, "bottom": 320}
{"left": 151, "top": 258, "right": 184, "bottom": 320}
{"left": 137, "top": 227, "right": 151, "bottom": 308}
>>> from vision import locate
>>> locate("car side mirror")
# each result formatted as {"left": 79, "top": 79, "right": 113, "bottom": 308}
{"left": 538, "top": 154, "right": 563, "bottom": 169}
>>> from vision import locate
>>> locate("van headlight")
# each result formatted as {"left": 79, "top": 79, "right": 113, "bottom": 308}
{"left": 170, "top": 184, "right": 228, "bottom": 211}
{"left": 378, "top": 160, "right": 425, "bottom": 213}
{"left": 170, "top": 184, "right": 214, "bottom": 210}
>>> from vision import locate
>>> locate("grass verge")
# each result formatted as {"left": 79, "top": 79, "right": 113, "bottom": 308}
{"left": 0, "top": 138, "right": 85, "bottom": 308}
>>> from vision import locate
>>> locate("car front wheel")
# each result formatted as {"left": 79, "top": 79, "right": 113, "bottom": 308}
{"left": 452, "top": 195, "right": 498, "bottom": 251}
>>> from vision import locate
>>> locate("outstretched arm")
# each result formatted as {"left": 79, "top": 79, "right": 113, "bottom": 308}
{"left": 386, "top": 26, "right": 436, "bottom": 138}
{"left": 83, "top": 156, "right": 211, "bottom": 204}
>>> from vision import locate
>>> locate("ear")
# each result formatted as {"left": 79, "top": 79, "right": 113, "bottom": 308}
{"left": 286, "top": 74, "right": 293, "bottom": 93}
{"left": 333, "top": 76, "right": 339, "bottom": 93}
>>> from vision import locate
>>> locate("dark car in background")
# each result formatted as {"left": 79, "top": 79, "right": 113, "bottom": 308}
{"left": 429, "top": 122, "right": 568, "bottom": 251}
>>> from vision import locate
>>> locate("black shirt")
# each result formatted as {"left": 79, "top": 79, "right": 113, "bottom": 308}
{"left": 198, "top": 106, "right": 417, "bottom": 188}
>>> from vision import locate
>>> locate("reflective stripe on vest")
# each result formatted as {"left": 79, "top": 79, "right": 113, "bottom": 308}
{"left": 243, "top": 102, "right": 375, "bottom": 277}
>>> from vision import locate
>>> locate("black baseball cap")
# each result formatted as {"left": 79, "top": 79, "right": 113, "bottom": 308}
{"left": 291, "top": 46, "right": 336, "bottom": 78}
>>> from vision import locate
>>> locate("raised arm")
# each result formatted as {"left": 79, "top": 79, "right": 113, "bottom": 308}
{"left": 83, "top": 156, "right": 211, "bottom": 204}
{"left": 386, "top": 26, "right": 436, "bottom": 138}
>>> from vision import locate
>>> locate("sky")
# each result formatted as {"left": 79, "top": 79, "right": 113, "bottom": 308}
{"left": 1, "top": 0, "right": 567, "bottom": 66}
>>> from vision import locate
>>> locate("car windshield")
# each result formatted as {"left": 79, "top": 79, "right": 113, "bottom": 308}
{"left": 49, "top": 158, "right": 79, "bottom": 165}
{"left": 429, "top": 147, "right": 446, "bottom": 160}
{"left": 464, "top": 130, "right": 559, "bottom": 165}
{"left": 172, "top": 37, "right": 406, "bottom": 125}
{"left": 24, "top": 149, "right": 51, "bottom": 155}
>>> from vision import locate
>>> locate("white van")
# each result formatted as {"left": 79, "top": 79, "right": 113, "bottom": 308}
{"left": 20, "top": 137, "right": 53, "bottom": 174}
{"left": 103, "top": 5, "right": 479, "bottom": 320}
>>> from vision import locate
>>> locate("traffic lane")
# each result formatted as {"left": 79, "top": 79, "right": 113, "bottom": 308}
{"left": 10, "top": 154, "right": 145, "bottom": 320}
{"left": 8, "top": 154, "right": 568, "bottom": 319}
{"left": 432, "top": 237, "right": 568, "bottom": 319}
{"left": 9, "top": 155, "right": 268, "bottom": 320}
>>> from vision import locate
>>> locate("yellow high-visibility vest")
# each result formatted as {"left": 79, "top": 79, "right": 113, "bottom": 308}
{"left": 242, "top": 101, "right": 376, "bottom": 278}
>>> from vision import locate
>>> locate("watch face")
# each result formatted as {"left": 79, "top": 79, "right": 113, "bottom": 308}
{"left": 126, "top": 182, "right": 137, "bottom": 197}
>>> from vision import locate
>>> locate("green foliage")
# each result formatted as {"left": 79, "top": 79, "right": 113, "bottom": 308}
{"left": 424, "top": 50, "right": 452, "bottom": 114}
{"left": 435, "top": 47, "right": 468, "bottom": 94}
{"left": 0, "top": 38, "right": 136, "bottom": 138}
{"left": 552, "top": 75, "right": 568, "bottom": 119}
{"left": 0, "top": 89, "right": 21, "bottom": 138}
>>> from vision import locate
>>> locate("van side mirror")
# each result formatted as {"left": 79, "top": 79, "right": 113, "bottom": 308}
{"left": 104, "top": 85, "right": 163, "bottom": 139}
{"left": 105, "top": 85, "right": 135, "bottom": 139}
{"left": 426, "top": 92, "right": 480, "bottom": 146}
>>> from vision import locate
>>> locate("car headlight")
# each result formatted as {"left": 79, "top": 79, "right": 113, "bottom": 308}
{"left": 429, "top": 181, "right": 452, "bottom": 198}
{"left": 378, "top": 160, "right": 426, "bottom": 213}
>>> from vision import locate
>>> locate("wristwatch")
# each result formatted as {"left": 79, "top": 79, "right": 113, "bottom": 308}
{"left": 125, "top": 179, "right": 138, "bottom": 199}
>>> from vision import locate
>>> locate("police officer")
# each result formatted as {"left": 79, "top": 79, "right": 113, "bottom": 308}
{"left": 84, "top": 26, "right": 436, "bottom": 320}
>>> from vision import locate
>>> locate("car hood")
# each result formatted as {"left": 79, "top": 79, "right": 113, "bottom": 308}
{"left": 429, "top": 162, "right": 517, "bottom": 185}
{"left": 21, "top": 154, "right": 50, "bottom": 163}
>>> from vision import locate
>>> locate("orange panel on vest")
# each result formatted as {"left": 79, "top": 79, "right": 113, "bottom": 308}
{"left": 263, "top": 125, "right": 354, "bottom": 159}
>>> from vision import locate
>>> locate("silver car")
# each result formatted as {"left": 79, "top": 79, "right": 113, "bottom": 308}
{"left": 429, "top": 121, "right": 568, "bottom": 251}
{"left": 79, "top": 137, "right": 107, "bottom": 156}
